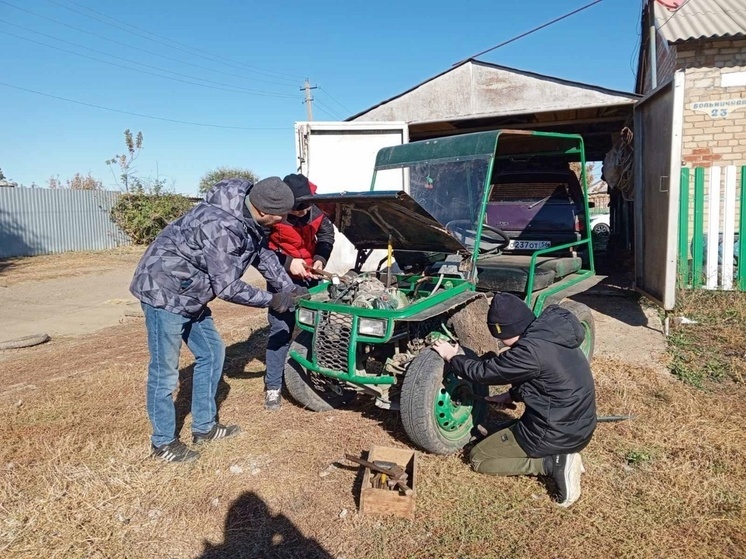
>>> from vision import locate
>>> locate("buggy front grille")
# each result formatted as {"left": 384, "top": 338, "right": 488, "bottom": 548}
{"left": 315, "top": 311, "right": 353, "bottom": 372}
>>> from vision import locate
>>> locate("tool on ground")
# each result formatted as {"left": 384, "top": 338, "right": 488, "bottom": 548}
{"left": 597, "top": 414, "right": 634, "bottom": 423}
{"left": 344, "top": 454, "right": 413, "bottom": 495}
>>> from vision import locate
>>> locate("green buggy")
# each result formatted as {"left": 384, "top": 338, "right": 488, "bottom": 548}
{"left": 285, "top": 130, "right": 596, "bottom": 455}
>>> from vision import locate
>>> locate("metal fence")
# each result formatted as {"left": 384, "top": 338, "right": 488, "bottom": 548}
{"left": 0, "top": 188, "right": 130, "bottom": 259}
{"left": 678, "top": 165, "right": 746, "bottom": 291}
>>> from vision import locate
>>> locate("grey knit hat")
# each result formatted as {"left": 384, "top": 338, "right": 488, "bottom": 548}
{"left": 246, "top": 176, "right": 295, "bottom": 215}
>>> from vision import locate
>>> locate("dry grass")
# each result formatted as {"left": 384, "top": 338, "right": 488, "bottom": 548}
{"left": 668, "top": 290, "right": 746, "bottom": 386}
{"left": 0, "top": 248, "right": 743, "bottom": 557}
{"left": 2, "top": 298, "right": 745, "bottom": 559}
{"left": 0, "top": 246, "right": 144, "bottom": 287}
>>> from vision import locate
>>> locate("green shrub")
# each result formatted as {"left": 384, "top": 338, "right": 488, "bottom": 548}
{"left": 199, "top": 167, "right": 259, "bottom": 194}
{"left": 111, "top": 193, "right": 193, "bottom": 245}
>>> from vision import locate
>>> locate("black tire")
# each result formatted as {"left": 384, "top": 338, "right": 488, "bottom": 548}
{"left": 593, "top": 223, "right": 611, "bottom": 237}
{"left": 559, "top": 300, "right": 595, "bottom": 362}
{"left": 0, "top": 333, "right": 50, "bottom": 350}
{"left": 284, "top": 331, "right": 356, "bottom": 412}
{"left": 400, "top": 349, "right": 488, "bottom": 455}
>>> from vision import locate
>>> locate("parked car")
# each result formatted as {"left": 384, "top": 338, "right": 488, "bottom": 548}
{"left": 590, "top": 213, "right": 611, "bottom": 237}
{"left": 691, "top": 233, "right": 740, "bottom": 267}
{"left": 485, "top": 170, "right": 588, "bottom": 255}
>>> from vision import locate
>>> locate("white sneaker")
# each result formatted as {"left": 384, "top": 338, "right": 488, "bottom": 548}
{"left": 265, "top": 389, "right": 282, "bottom": 411}
{"left": 551, "top": 453, "right": 582, "bottom": 508}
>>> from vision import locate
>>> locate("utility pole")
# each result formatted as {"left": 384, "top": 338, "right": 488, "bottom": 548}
{"left": 301, "top": 78, "right": 317, "bottom": 121}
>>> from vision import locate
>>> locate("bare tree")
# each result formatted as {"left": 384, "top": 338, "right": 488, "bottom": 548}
{"left": 570, "top": 162, "right": 596, "bottom": 187}
{"left": 106, "top": 129, "right": 144, "bottom": 192}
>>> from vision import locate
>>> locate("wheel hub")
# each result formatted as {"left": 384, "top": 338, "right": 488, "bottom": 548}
{"left": 434, "top": 371, "right": 476, "bottom": 440}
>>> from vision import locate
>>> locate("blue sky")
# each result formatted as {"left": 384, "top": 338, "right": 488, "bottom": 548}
{"left": 0, "top": 0, "right": 643, "bottom": 195}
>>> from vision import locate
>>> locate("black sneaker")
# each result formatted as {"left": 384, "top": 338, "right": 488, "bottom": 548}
{"left": 545, "top": 453, "right": 582, "bottom": 507}
{"left": 265, "top": 389, "right": 282, "bottom": 411}
{"left": 151, "top": 440, "right": 200, "bottom": 463}
{"left": 192, "top": 423, "right": 241, "bottom": 445}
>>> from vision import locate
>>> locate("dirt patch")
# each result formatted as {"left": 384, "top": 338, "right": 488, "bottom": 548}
{"left": 0, "top": 248, "right": 267, "bottom": 347}
{"left": 0, "top": 247, "right": 145, "bottom": 287}
{"left": 568, "top": 276, "right": 667, "bottom": 371}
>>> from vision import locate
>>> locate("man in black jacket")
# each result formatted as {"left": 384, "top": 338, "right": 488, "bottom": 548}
{"left": 432, "top": 293, "right": 596, "bottom": 507}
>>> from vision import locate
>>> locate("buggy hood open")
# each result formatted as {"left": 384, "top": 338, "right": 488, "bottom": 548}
{"left": 301, "top": 190, "right": 468, "bottom": 253}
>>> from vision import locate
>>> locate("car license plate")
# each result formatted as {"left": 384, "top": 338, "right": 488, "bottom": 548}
{"left": 507, "top": 240, "right": 551, "bottom": 250}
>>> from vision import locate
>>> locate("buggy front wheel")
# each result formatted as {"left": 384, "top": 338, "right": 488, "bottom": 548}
{"left": 284, "top": 332, "right": 357, "bottom": 412}
{"left": 400, "top": 349, "right": 487, "bottom": 455}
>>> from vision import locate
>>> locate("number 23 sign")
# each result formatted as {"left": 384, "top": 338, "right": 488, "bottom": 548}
{"left": 690, "top": 99, "right": 746, "bottom": 119}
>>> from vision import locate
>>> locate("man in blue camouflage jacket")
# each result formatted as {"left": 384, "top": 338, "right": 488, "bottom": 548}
{"left": 130, "top": 176, "right": 306, "bottom": 463}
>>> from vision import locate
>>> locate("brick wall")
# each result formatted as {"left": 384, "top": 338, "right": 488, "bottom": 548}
{"left": 678, "top": 39, "right": 746, "bottom": 167}
{"left": 640, "top": 29, "right": 677, "bottom": 93}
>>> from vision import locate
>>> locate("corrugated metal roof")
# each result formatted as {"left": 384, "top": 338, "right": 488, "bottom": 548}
{"left": 652, "top": 0, "right": 746, "bottom": 43}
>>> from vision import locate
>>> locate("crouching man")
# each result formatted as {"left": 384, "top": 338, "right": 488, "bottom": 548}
{"left": 432, "top": 293, "right": 596, "bottom": 507}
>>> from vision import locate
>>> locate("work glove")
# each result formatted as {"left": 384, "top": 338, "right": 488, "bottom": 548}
{"left": 268, "top": 286, "right": 310, "bottom": 313}
{"left": 269, "top": 292, "right": 295, "bottom": 313}
{"left": 292, "top": 285, "right": 310, "bottom": 300}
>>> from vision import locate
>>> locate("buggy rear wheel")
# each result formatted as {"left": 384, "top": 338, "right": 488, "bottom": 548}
{"left": 284, "top": 331, "right": 357, "bottom": 412}
{"left": 400, "top": 349, "right": 488, "bottom": 455}
{"left": 559, "top": 299, "right": 595, "bottom": 362}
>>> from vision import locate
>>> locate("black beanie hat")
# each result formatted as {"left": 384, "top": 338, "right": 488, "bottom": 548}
{"left": 487, "top": 292, "right": 536, "bottom": 339}
{"left": 247, "top": 176, "right": 295, "bottom": 215}
{"left": 282, "top": 173, "right": 313, "bottom": 210}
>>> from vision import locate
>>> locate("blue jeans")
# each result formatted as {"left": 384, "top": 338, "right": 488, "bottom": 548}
{"left": 265, "top": 278, "right": 316, "bottom": 390}
{"left": 142, "top": 303, "right": 226, "bottom": 447}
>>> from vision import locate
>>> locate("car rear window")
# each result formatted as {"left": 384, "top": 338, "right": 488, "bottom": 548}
{"left": 489, "top": 180, "right": 573, "bottom": 204}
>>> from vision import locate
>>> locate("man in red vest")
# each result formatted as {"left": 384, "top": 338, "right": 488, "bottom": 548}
{"left": 263, "top": 173, "right": 335, "bottom": 410}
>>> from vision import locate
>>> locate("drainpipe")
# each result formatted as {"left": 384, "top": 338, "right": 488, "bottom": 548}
{"left": 649, "top": 0, "right": 658, "bottom": 89}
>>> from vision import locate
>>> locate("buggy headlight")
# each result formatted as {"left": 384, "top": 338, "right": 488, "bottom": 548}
{"left": 359, "top": 318, "right": 386, "bottom": 337}
{"left": 298, "top": 308, "right": 316, "bottom": 326}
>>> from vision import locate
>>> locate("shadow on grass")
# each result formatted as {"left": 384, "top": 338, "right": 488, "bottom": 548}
{"left": 199, "top": 491, "right": 333, "bottom": 559}
{"left": 0, "top": 258, "right": 16, "bottom": 275}
{"left": 174, "top": 366, "right": 234, "bottom": 438}
{"left": 175, "top": 326, "right": 270, "bottom": 437}
{"left": 224, "top": 325, "right": 270, "bottom": 378}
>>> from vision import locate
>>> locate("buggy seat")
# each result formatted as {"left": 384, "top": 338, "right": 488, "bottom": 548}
{"left": 477, "top": 255, "right": 582, "bottom": 294}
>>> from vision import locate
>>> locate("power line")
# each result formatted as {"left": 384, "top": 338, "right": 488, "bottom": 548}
{"left": 629, "top": 0, "right": 645, "bottom": 80}
{"left": 44, "top": 0, "right": 302, "bottom": 85}
{"left": 314, "top": 98, "right": 346, "bottom": 120}
{"left": 0, "top": 23, "right": 298, "bottom": 99}
{"left": 0, "top": 81, "right": 289, "bottom": 130}
{"left": 0, "top": 0, "right": 297, "bottom": 88}
{"left": 317, "top": 86, "right": 352, "bottom": 115}
{"left": 456, "top": 0, "right": 604, "bottom": 64}
{"left": 314, "top": 104, "right": 342, "bottom": 120}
